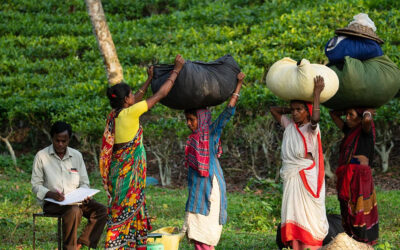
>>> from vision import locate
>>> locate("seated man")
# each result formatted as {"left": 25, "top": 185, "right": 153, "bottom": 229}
{"left": 31, "top": 121, "right": 107, "bottom": 250}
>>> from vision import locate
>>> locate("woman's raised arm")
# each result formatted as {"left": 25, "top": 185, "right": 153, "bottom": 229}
{"left": 146, "top": 54, "right": 185, "bottom": 109}
{"left": 269, "top": 106, "right": 291, "bottom": 123}
{"left": 228, "top": 72, "right": 245, "bottom": 107}
{"left": 133, "top": 66, "right": 153, "bottom": 103}
{"left": 329, "top": 110, "right": 345, "bottom": 130}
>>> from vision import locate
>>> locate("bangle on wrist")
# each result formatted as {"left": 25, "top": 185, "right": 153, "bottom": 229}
{"left": 166, "top": 78, "right": 174, "bottom": 84}
{"left": 232, "top": 93, "right": 240, "bottom": 97}
{"left": 138, "top": 89, "right": 145, "bottom": 94}
{"left": 171, "top": 69, "right": 179, "bottom": 75}
{"left": 363, "top": 111, "right": 372, "bottom": 117}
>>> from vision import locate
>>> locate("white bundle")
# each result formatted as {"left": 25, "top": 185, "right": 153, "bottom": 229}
{"left": 265, "top": 57, "right": 339, "bottom": 103}
{"left": 321, "top": 232, "right": 374, "bottom": 250}
{"left": 349, "top": 13, "right": 377, "bottom": 31}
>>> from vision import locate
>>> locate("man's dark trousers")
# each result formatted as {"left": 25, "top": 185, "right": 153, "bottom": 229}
{"left": 44, "top": 199, "right": 107, "bottom": 250}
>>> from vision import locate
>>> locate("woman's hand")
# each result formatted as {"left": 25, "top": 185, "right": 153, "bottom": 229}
{"left": 310, "top": 75, "right": 324, "bottom": 129}
{"left": 313, "top": 75, "right": 325, "bottom": 95}
{"left": 146, "top": 54, "right": 184, "bottom": 109}
{"left": 174, "top": 54, "right": 185, "bottom": 72}
{"left": 228, "top": 72, "right": 245, "bottom": 107}
{"left": 363, "top": 108, "right": 376, "bottom": 117}
{"left": 237, "top": 72, "right": 245, "bottom": 82}
{"left": 147, "top": 66, "right": 154, "bottom": 79}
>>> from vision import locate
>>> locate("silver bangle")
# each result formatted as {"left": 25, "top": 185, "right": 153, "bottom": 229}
{"left": 363, "top": 111, "right": 372, "bottom": 117}
{"left": 232, "top": 93, "right": 240, "bottom": 97}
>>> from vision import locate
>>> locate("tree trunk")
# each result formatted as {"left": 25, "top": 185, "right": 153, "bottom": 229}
{"left": 153, "top": 151, "right": 165, "bottom": 186}
{"left": 375, "top": 129, "right": 394, "bottom": 173}
{"left": 324, "top": 152, "right": 334, "bottom": 178}
{"left": 153, "top": 150, "right": 172, "bottom": 187}
{"left": 85, "top": 0, "right": 123, "bottom": 85}
{"left": 261, "top": 142, "right": 271, "bottom": 170}
{"left": 164, "top": 162, "right": 171, "bottom": 186}
{"left": 41, "top": 128, "right": 52, "bottom": 143}
{"left": 90, "top": 143, "right": 99, "bottom": 170}
{"left": 375, "top": 140, "right": 394, "bottom": 173}
{"left": 249, "top": 144, "right": 262, "bottom": 181}
{"left": 0, "top": 136, "right": 17, "bottom": 168}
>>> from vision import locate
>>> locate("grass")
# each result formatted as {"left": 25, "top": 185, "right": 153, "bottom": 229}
{"left": 0, "top": 156, "right": 399, "bottom": 249}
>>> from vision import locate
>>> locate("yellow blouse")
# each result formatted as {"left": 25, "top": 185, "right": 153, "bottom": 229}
{"left": 114, "top": 100, "right": 148, "bottom": 143}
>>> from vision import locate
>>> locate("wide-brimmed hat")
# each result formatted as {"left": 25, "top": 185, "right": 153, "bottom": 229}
{"left": 335, "top": 23, "right": 384, "bottom": 44}
{"left": 335, "top": 13, "right": 384, "bottom": 44}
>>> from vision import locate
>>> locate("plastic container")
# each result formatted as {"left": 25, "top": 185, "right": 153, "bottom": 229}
{"left": 147, "top": 242, "right": 164, "bottom": 250}
{"left": 147, "top": 227, "right": 185, "bottom": 250}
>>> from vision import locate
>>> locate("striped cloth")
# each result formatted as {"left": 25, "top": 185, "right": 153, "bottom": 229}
{"left": 185, "top": 109, "right": 223, "bottom": 177}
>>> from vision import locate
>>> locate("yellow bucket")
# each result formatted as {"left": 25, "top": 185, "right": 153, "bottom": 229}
{"left": 147, "top": 227, "right": 185, "bottom": 250}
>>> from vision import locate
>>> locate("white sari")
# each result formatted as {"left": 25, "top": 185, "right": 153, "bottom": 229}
{"left": 280, "top": 121, "right": 328, "bottom": 246}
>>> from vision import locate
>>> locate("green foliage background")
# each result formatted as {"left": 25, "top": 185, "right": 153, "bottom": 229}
{"left": 1, "top": 0, "right": 400, "bottom": 185}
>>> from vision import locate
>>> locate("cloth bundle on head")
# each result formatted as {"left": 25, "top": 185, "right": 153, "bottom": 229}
{"left": 151, "top": 55, "right": 241, "bottom": 110}
{"left": 185, "top": 109, "right": 222, "bottom": 177}
{"left": 335, "top": 13, "right": 384, "bottom": 44}
{"left": 323, "top": 55, "right": 400, "bottom": 110}
{"left": 324, "top": 36, "right": 383, "bottom": 63}
{"left": 266, "top": 58, "right": 339, "bottom": 103}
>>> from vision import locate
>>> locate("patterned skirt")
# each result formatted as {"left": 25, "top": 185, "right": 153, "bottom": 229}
{"left": 336, "top": 164, "right": 379, "bottom": 245}
{"left": 105, "top": 139, "right": 151, "bottom": 250}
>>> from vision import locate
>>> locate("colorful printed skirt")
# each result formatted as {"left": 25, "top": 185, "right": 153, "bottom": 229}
{"left": 105, "top": 138, "right": 151, "bottom": 250}
{"left": 336, "top": 164, "right": 379, "bottom": 245}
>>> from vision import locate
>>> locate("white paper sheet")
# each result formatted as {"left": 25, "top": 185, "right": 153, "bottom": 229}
{"left": 44, "top": 188, "right": 100, "bottom": 205}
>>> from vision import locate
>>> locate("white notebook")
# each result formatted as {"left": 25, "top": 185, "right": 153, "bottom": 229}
{"left": 44, "top": 188, "right": 100, "bottom": 205}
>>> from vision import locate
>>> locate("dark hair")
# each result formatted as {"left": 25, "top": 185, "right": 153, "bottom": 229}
{"left": 290, "top": 100, "right": 308, "bottom": 109}
{"left": 107, "top": 82, "right": 131, "bottom": 109}
{"left": 50, "top": 121, "right": 72, "bottom": 138}
{"left": 347, "top": 108, "right": 365, "bottom": 118}
{"left": 184, "top": 109, "right": 197, "bottom": 117}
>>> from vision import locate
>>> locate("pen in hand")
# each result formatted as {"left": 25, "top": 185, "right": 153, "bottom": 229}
{"left": 55, "top": 189, "right": 65, "bottom": 201}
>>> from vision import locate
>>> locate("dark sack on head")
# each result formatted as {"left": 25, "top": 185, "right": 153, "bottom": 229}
{"left": 325, "top": 36, "right": 383, "bottom": 63}
{"left": 323, "top": 55, "right": 400, "bottom": 110}
{"left": 151, "top": 55, "right": 241, "bottom": 110}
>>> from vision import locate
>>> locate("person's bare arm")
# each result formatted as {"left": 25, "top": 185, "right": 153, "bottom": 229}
{"left": 228, "top": 72, "right": 245, "bottom": 107}
{"left": 361, "top": 109, "right": 375, "bottom": 133}
{"left": 146, "top": 55, "right": 185, "bottom": 109}
{"left": 329, "top": 110, "right": 345, "bottom": 130}
{"left": 269, "top": 106, "right": 291, "bottom": 123}
{"left": 133, "top": 66, "right": 153, "bottom": 103}
{"left": 310, "top": 75, "right": 324, "bottom": 130}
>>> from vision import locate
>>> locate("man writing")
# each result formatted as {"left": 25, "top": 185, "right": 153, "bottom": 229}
{"left": 31, "top": 121, "right": 107, "bottom": 250}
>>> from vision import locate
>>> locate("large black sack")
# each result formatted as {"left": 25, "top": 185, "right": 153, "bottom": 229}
{"left": 276, "top": 214, "right": 344, "bottom": 249}
{"left": 151, "top": 55, "right": 241, "bottom": 110}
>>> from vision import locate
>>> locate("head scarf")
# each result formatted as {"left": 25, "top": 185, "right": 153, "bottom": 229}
{"left": 185, "top": 109, "right": 222, "bottom": 177}
{"left": 305, "top": 102, "right": 313, "bottom": 117}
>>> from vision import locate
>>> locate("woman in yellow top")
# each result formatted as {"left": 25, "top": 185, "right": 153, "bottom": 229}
{"left": 100, "top": 55, "right": 185, "bottom": 250}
